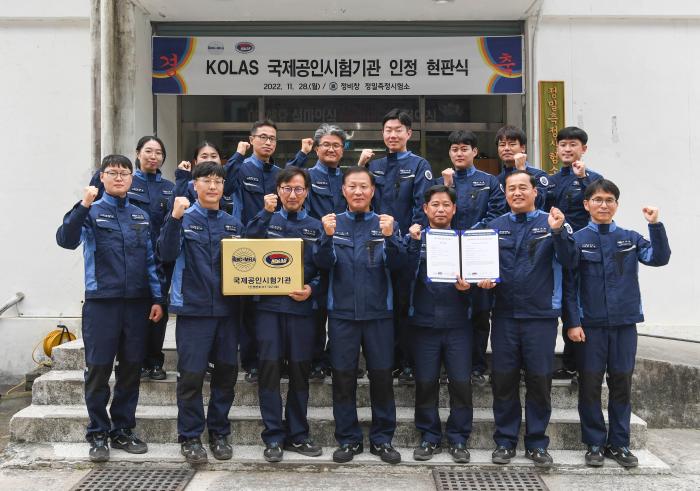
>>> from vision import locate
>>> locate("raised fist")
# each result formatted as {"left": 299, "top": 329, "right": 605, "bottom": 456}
{"left": 409, "top": 223, "right": 422, "bottom": 240}
{"left": 548, "top": 206, "right": 565, "bottom": 230}
{"left": 571, "top": 160, "right": 586, "bottom": 178}
{"left": 178, "top": 161, "right": 192, "bottom": 172}
{"left": 441, "top": 168, "right": 455, "bottom": 187}
{"left": 172, "top": 196, "right": 190, "bottom": 219}
{"left": 358, "top": 149, "right": 375, "bottom": 167}
{"left": 379, "top": 214, "right": 394, "bottom": 237}
{"left": 513, "top": 153, "right": 527, "bottom": 170}
{"left": 263, "top": 193, "right": 278, "bottom": 213}
{"left": 642, "top": 206, "right": 659, "bottom": 224}
{"left": 81, "top": 186, "right": 99, "bottom": 208}
{"left": 301, "top": 138, "right": 314, "bottom": 154}
{"left": 236, "top": 141, "right": 251, "bottom": 155}
{"left": 321, "top": 213, "right": 337, "bottom": 236}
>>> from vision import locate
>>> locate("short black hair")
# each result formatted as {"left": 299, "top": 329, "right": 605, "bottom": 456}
{"left": 424, "top": 184, "right": 456, "bottom": 204}
{"left": 584, "top": 178, "right": 620, "bottom": 201}
{"left": 504, "top": 169, "right": 536, "bottom": 188}
{"left": 276, "top": 167, "right": 310, "bottom": 189}
{"left": 557, "top": 126, "right": 588, "bottom": 145}
{"left": 191, "top": 140, "right": 223, "bottom": 162}
{"left": 495, "top": 125, "right": 527, "bottom": 146}
{"left": 192, "top": 161, "right": 225, "bottom": 180}
{"left": 448, "top": 130, "right": 478, "bottom": 148}
{"left": 136, "top": 135, "right": 166, "bottom": 162}
{"left": 382, "top": 108, "right": 412, "bottom": 129}
{"left": 251, "top": 119, "right": 277, "bottom": 134}
{"left": 100, "top": 155, "right": 133, "bottom": 172}
{"left": 342, "top": 166, "right": 375, "bottom": 185}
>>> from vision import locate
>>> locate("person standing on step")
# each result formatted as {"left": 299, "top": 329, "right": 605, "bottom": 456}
{"left": 486, "top": 171, "right": 578, "bottom": 469}
{"left": 314, "top": 166, "right": 406, "bottom": 465}
{"left": 438, "top": 130, "right": 506, "bottom": 387}
{"left": 564, "top": 179, "right": 670, "bottom": 468}
{"left": 545, "top": 126, "right": 603, "bottom": 382}
{"left": 245, "top": 167, "right": 324, "bottom": 463}
{"left": 57, "top": 154, "right": 164, "bottom": 462}
{"left": 357, "top": 108, "right": 434, "bottom": 384}
{"left": 88, "top": 136, "right": 174, "bottom": 382}
{"left": 224, "top": 120, "right": 314, "bottom": 385}
{"left": 405, "top": 185, "right": 497, "bottom": 463}
{"left": 158, "top": 162, "right": 245, "bottom": 465}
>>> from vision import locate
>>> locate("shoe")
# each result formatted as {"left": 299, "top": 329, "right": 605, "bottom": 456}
{"left": 604, "top": 445, "right": 638, "bottom": 467}
{"left": 471, "top": 371, "right": 488, "bottom": 386}
{"left": 110, "top": 430, "right": 148, "bottom": 454}
{"left": 370, "top": 442, "right": 401, "bottom": 464}
{"left": 413, "top": 441, "right": 441, "bottom": 461}
{"left": 264, "top": 442, "right": 283, "bottom": 462}
{"left": 332, "top": 442, "right": 363, "bottom": 463}
{"left": 181, "top": 437, "right": 208, "bottom": 464}
{"left": 209, "top": 434, "right": 233, "bottom": 460}
{"left": 585, "top": 445, "right": 604, "bottom": 467}
{"left": 309, "top": 366, "right": 326, "bottom": 382}
{"left": 449, "top": 443, "right": 470, "bottom": 463}
{"left": 525, "top": 447, "right": 554, "bottom": 468}
{"left": 552, "top": 368, "right": 577, "bottom": 380}
{"left": 245, "top": 368, "right": 258, "bottom": 384}
{"left": 88, "top": 432, "right": 109, "bottom": 462}
{"left": 492, "top": 445, "right": 516, "bottom": 464}
{"left": 284, "top": 439, "right": 322, "bottom": 457}
{"left": 356, "top": 367, "right": 366, "bottom": 379}
{"left": 140, "top": 367, "right": 152, "bottom": 379}
{"left": 149, "top": 365, "right": 166, "bottom": 381}
{"left": 397, "top": 367, "right": 414, "bottom": 385}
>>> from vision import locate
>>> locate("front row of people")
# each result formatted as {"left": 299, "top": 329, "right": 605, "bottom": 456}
{"left": 57, "top": 156, "right": 670, "bottom": 469}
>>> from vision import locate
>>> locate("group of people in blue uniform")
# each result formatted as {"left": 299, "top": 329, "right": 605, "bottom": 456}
{"left": 56, "top": 108, "right": 670, "bottom": 470}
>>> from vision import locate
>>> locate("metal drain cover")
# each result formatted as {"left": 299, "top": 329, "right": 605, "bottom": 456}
{"left": 433, "top": 469, "right": 549, "bottom": 491}
{"left": 71, "top": 468, "right": 195, "bottom": 491}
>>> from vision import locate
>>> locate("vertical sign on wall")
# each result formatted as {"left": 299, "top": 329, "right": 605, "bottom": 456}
{"left": 538, "top": 81, "right": 565, "bottom": 174}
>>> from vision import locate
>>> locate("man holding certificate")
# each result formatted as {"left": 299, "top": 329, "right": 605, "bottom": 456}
{"left": 486, "top": 170, "right": 578, "bottom": 468}
{"left": 404, "top": 185, "right": 496, "bottom": 463}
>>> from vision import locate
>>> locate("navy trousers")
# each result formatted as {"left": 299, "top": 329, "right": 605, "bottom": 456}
{"left": 411, "top": 326, "right": 473, "bottom": 445}
{"left": 575, "top": 324, "right": 637, "bottom": 447}
{"left": 239, "top": 298, "right": 258, "bottom": 372}
{"left": 255, "top": 310, "right": 316, "bottom": 445}
{"left": 490, "top": 317, "right": 557, "bottom": 450}
{"left": 82, "top": 298, "right": 150, "bottom": 438}
{"left": 176, "top": 315, "right": 239, "bottom": 440}
{"left": 471, "top": 309, "right": 491, "bottom": 374}
{"left": 329, "top": 318, "right": 396, "bottom": 445}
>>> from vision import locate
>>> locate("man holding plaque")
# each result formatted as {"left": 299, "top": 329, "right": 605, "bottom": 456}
{"left": 158, "top": 162, "right": 245, "bottom": 464}
{"left": 245, "top": 167, "right": 324, "bottom": 462}
{"left": 486, "top": 170, "right": 577, "bottom": 468}
{"left": 314, "top": 166, "right": 406, "bottom": 464}
{"left": 404, "top": 185, "right": 497, "bottom": 463}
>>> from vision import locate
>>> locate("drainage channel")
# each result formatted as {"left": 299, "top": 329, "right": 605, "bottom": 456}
{"left": 70, "top": 468, "right": 195, "bottom": 491}
{"left": 433, "top": 468, "right": 549, "bottom": 491}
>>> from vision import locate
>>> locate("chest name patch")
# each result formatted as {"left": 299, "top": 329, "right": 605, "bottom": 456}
{"left": 131, "top": 214, "right": 146, "bottom": 220}
{"left": 269, "top": 225, "right": 283, "bottom": 231}
{"left": 189, "top": 225, "right": 204, "bottom": 231}
{"left": 131, "top": 187, "right": 145, "bottom": 193}
{"left": 370, "top": 230, "right": 384, "bottom": 237}
{"left": 161, "top": 190, "right": 173, "bottom": 195}
{"left": 224, "top": 225, "right": 237, "bottom": 232}
{"left": 314, "top": 180, "right": 329, "bottom": 187}
{"left": 498, "top": 230, "right": 512, "bottom": 236}
{"left": 617, "top": 240, "right": 633, "bottom": 247}
{"left": 335, "top": 231, "right": 350, "bottom": 237}
{"left": 245, "top": 176, "right": 260, "bottom": 183}
{"left": 531, "top": 227, "right": 548, "bottom": 235}
{"left": 472, "top": 181, "right": 486, "bottom": 187}
{"left": 581, "top": 243, "right": 598, "bottom": 249}
{"left": 302, "top": 228, "right": 319, "bottom": 238}
{"left": 372, "top": 170, "right": 385, "bottom": 176}
{"left": 399, "top": 168, "right": 412, "bottom": 175}
{"left": 98, "top": 213, "right": 115, "bottom": 219}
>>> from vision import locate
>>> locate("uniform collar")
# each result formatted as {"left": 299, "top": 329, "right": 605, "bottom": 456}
{"left": 135, "top": 168, "right": 162, "bottom": 182}
{"left": 455, "top": 165, "right": 477, "bottom": 178}
{"left": 508, "top": 210, "right": 540, "bottom": 223}
{"left": 313, "top": 160, "right": 341, "bottom": 176}
{"left": 345, "top": 209, "right": 375, "bottom": 222}
{"left": 248, "top": 154, "right": 276, "bottom": 171}
{"left": 102, "top": 192, "right": 129, "bottom": 208}
{"left": 587, "top": 221, "right": 617, "bottom": 234}
{"left": 387, "top": 150, "right": 412, "bottom": 161}
{"left": 280, "top": 207, "right": 308, "bottom": 221}
{"left": 193, "top": 201, "right": 222, "bottom": 218}
{"left": 560, "top": 165, "right": 572, "bottom": 176}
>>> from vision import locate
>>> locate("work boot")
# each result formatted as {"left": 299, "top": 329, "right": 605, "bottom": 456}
{"left": 284, "top": 439, "right": 322, "bottom": 457}
{"left": 333, "top": 442, "right": 363, "bottom": 463}
{"left": 413, "top": 441, "right": 441, "bottom": 461}
{"left": 110, "top": 429, "right": 148, "bottom": 454}
{"left": 397, "top": 367, "right": 414, "bottom": 385}
{"left": 209, "top": 434, "right": 233, "bottom": 460}
{"left": 264, "top": 442, "right": 283, "bottom": 462}
{"left": 585, "top": 445, "right": 604, "bottom": 467}
{"left": 605, "top": 445, "right": 638, "bottom": 467}
{"left": 449, "top": 442, "right": 470, "bottom": 463}
{"left": 492, "top": 445, "right": 516, "bottom": 464}
{"left": 245, "top": 367, "right": 258, "bottom": 384}
{"left": 525, "top": 447, "right": 554, "bottom": 468}
{"left": 181, "top": 437, "right": 208, "bottom": 464}
{"left": 88, "top": 432, "right": 109, "bottom": 463}
{"left": 149, "top": 365, "right": 166, "bottom": 381}
{"left": 370, "top": 442, "right": 401, "bottom": 464}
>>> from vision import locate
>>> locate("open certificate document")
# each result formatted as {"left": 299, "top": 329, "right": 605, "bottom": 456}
{"left": 460, "top": 229, "right": 500, "bottom": 282}
{"left": 425, "top": 228, "right": 461, "bottom": 282}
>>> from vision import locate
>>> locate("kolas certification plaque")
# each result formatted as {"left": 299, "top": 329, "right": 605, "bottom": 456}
{"left": 221, "top": 238, "right": 304, "bottom": 295}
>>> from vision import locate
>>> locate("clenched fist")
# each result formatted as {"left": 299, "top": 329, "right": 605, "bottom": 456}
{"left": 301, "top": 138, "right": 314, "bottom": 154}
{"left": 441, "top": 168, "right": 455, "bottom": 187}
{"left": 263, "top": 193, "right": 278, "bottom": 213}
{"left": 642, "top": 206, "right": 659, "bottom": 224}
{"left": 81, "top": 186, "right": 99, "bottom": 208}
{"left": 379, "top": 214, "right": 394, "bottom": 237}
{"left": 568, "top": 326, "right": 586, "bottom": 343}
{"left": 409, "top": 223, "right": 422, "bottom": 240}
{"left": 548, "top": 206, "right": 565, "bottom": 231}
{"left": 236, "top": 141, "right": 251, "bottom": 155}
{"left": 321, "top": 213, "right": 337, "bottom": 236}
{"left": 172, "top": 196, "right": 190, "bottom": 219}
{"left": 357, "top": 149, "right": 375, "bottom": 166}
{"left": 571, "top": 160, "right": 587, "bottom": 178}
{"left": 178, "top": 161, "right": 192, "bottom": 172}
{"left": 513, "top": 152, "right": 527, "bottom": 170}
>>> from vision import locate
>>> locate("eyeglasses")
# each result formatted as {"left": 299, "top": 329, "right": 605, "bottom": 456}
{"left": 197, "top": 178, "right": 225, "bottom": 186}
{"left": 588, "top": 197, "right": 617, "bottom": 206}
{"left": 319, "top": 142, "right": 343, "bottom": 150}
{"left": 102, "top": 170, "right": 132, "bottom": 179}
{"left": 279, "top": 186, "right": 306, "bottom": 195}
{"left": 253, "top": 134, "right": 277, "bottom": 143}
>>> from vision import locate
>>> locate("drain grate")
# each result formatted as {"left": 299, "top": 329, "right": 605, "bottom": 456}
{"left": 71, "top": 468, "right": 195, "bottom": 491}
{"left": 433, "top": 469, "right": 549, "bottom": 491}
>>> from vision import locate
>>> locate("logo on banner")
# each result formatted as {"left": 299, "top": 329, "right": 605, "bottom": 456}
{"left": 207, "top": 41, "right": 224, "bottom": 54}
{"left": 232, "top": 248, "right": 256, "bottom": 272}
{"left": 235, "top": 41, "right": 255, "bottom": 54}
{"left": 263, "top": 251, "right": 293, "bottom": 268}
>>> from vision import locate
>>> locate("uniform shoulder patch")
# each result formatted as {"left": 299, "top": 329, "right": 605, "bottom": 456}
{"left": 539, "top": 176, "right": 549, "bottom": 186}
{"left": 425, "top": 170, "right": 433, "bottom": 180}
{"left": 499, "top": 183, "right": 505, "bottom": 193}
{"left": 564, "top": 223, "right": 573, "bottom": 235}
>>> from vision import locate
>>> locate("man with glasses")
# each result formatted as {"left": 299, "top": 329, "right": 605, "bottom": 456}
{"left": 158, "top": 162, "right": 245, "bottom": 464}
{"left": 357, "top": 108, "right": 434, "bottom": 384}
{"left": 57, "top": 155, "right": 164, "bottom": 462}
{"left": 245, "top": 167, "right": 324, "bottom": 462}
{"left": 564, "top": 179, "right": 670, "bottom": 468}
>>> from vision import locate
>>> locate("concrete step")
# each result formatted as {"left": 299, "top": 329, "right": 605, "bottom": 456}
{"left": 31, "top": 370, "right": 604, "bottom": 410}
{"left": 9, "top": 405, "right": 647, "bottom": 450}
{"left": 0, "top": 442, "right": 670, "bottom": 475}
